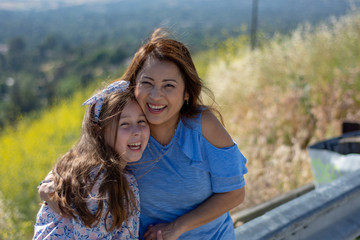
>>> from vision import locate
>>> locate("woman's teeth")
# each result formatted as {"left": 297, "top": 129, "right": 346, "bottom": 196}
{"left": 148, "top": 103, "right": 166, "bottom": 110}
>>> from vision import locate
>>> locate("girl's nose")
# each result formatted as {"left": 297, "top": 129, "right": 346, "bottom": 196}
{"left": 131, "top": 125, "right": 141, "bottom": 136}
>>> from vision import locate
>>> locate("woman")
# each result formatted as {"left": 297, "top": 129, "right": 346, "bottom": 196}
{"left": 122, "top": 28, "right": 248, "bottom": 239}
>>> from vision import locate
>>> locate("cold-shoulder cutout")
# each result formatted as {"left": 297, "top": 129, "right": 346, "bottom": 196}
{"left": 177, "top": 111, "right": 248, "bottom": 192}
{"left": 201, "top": 109, "right": 233, "bottom": 148}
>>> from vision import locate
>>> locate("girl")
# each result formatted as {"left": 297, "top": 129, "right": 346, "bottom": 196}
{"left": 34, "top": 80, "right": 151, "bottom": 239}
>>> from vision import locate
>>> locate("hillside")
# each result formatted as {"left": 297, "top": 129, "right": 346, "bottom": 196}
{"left": 0, "top": 0, "right": 358, "bottom": 129}
{"left": 1, "top": 10, "right": 360, "bottom": 239}
{"left": 0, "top": 0, "right": 355, "bottom": 48}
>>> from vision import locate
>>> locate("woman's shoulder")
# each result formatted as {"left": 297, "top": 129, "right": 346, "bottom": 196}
{"left": 178, "top": 108, "right": 235, "bottom": 164}
{"left": 200, "top": 109, "right": 233, "bottom": 148}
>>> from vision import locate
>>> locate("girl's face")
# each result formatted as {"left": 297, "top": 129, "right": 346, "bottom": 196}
{"left": 135, "top": 58, "right": 189, "bottom": 128}
{"left": 105, "top": 100, "right": 150, "bottom": 166}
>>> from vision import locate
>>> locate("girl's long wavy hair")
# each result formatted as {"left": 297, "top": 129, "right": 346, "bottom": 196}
{"left": 121, "top": 28, "right": 222, "bottom": 122}
{"left": 51, "top": 89, "right": 138, "bottom": 232}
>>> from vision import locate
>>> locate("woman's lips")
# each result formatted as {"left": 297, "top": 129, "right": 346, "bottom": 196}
{"left": 147, "top": 103, "right": 166, "bottom": 113}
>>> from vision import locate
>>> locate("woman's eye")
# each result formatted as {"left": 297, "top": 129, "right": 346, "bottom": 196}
{"left": 140, "top": 81, "right": 152, "bottom": 87}
{"left": 164, "top": 84, "right": 175, "bottom": 88}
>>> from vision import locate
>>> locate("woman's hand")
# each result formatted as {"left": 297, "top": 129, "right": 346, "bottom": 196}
{"left": 143, "top": 223, "right": 182, "bottom": 240}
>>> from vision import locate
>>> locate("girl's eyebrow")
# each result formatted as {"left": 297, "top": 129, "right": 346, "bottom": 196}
{"left": 120, "top": 113, "right": 146, "bottom": 119}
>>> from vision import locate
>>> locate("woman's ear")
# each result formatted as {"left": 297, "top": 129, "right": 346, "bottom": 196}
{"left": 184, "top": 92, "right": 189, "bottom": 101}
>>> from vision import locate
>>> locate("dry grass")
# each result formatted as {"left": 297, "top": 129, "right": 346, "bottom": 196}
{"left": 205, "top": 11, "right": 360, "bottom": 212}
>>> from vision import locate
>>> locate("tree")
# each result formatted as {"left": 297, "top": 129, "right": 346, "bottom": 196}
{"left": 7, "top": 37, "right": 26, "bottom": 70}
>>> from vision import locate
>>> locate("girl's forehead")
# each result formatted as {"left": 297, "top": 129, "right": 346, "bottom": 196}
{"left": 120, "top": 100, "right": 143, "bottom": 118}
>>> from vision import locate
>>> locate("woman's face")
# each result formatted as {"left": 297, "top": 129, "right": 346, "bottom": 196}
{"left": 135, "top": 58, "right": 189, "bottom": 128}
{"left": 105, "top": 100, "right": 150, "bottom": 165}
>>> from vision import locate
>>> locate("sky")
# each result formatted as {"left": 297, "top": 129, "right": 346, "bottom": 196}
{"left": 0, "top": 0, "right": 126, "bottom": 11}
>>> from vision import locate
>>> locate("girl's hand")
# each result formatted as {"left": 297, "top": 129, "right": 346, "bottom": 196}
{"left": 143, "top": 223, "right": 182, "bottom": 240}
{"left": 157, "top": 230, "right": 163, "bottom": 240}
{"left": 38, "top": 174, "right": 60, "bottom": 214}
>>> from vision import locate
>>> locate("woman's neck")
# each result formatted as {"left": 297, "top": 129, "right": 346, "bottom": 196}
{"left": 149, "top": 116, "right": 180, "bottom": 146}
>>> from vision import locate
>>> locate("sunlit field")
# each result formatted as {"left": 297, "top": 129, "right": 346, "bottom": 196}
{"left": 0, "top": 91, "right": 87, "bottom": 239}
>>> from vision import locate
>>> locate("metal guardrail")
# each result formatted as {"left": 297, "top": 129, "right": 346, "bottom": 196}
{"left": 232, "top": 183, "right": 315, "bottom": 226}
{"left": 235, "top": 170, "right": 360, "bottom": 240}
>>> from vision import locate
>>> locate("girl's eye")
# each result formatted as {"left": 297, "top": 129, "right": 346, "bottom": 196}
{"left": 164, "top": 84, "right": 175, "bottom": 88}
{"left": 120, "top": 122, "right": 129, "bottom": 127}
{"left": 138, "top": 120, "right": 148, "bottom": 125}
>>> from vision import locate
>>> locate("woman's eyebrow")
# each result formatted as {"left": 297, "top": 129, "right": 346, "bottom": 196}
{"left": 163, "top": 79, "right": 177, "bottom": 83}
{"left": 142, "top": 75, "right": 154, "bottom": 81}
{"left": 143, "top": 75, "right": 177, "bottom": 83}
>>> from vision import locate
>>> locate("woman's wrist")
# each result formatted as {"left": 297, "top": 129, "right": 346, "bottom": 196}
{"left": 171, "top": 215, "right": 191, "bottom": 237}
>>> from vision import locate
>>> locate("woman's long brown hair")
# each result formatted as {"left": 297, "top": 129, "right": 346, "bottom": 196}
{"left": 51, "top": 90, "right": 138, "bottom": 232}
{"left": 121, "top": 28, "right": 223, "bottom": 123}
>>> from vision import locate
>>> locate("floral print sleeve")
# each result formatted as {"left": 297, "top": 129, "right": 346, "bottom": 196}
{"left": 33, "top": 171, "right": 140, "bottom": 240}
{"left": 33, "top": 204, "right": 73, "bottom": 239}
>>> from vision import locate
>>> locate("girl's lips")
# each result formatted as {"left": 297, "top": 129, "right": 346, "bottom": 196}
{"left": 128, "top": 142, "right": 141, "bottom": 151}
{"left": 147, "top": 103, "right": 166, "bottom": 113}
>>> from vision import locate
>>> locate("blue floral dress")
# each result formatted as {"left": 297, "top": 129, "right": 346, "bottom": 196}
{"left": 33, "top": 171, "right": 139, "bottom": 240}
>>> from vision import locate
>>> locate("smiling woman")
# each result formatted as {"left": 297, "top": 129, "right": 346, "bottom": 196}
{"left": 119, "top": 28, "right": 248, "bottom": 240}
{"left": 135, "top": 58, "right": 189, "bottom": 145}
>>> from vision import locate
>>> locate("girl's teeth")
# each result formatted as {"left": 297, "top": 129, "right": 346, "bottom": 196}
{"left": 128, "top": 143, "right": 141, "bottom": 149}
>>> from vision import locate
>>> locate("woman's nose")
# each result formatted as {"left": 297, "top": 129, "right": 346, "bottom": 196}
{"left": 149, "top": 86, "right": 162, "bottom": 99}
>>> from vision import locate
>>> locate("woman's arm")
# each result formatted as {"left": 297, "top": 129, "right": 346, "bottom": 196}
{"left": 143, "top": 188, "right": 245, "bottom": 240}
{"left": 143, "top": 110, "right": 246, "bottom": 240}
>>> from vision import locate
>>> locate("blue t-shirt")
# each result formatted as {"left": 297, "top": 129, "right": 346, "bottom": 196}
{"left": 130, "top": 111, "right": 247, "bottom": 239}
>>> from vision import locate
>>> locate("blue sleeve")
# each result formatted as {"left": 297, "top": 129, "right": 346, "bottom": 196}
{"left": 179, "top": 113, "right": 248, "bottom": 193}
{"left": 201, "top": 137, "right": 248, "bottom": 193}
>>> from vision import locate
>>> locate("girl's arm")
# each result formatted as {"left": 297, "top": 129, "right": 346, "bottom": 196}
{"left": 143, "top": 110, "right": 246, "bottom": 240}
{"left": 38, "top": 171, "right": 61, "bottom": 214}
{"left": 33, "top": 201, "right": 73, "bottom": 239}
